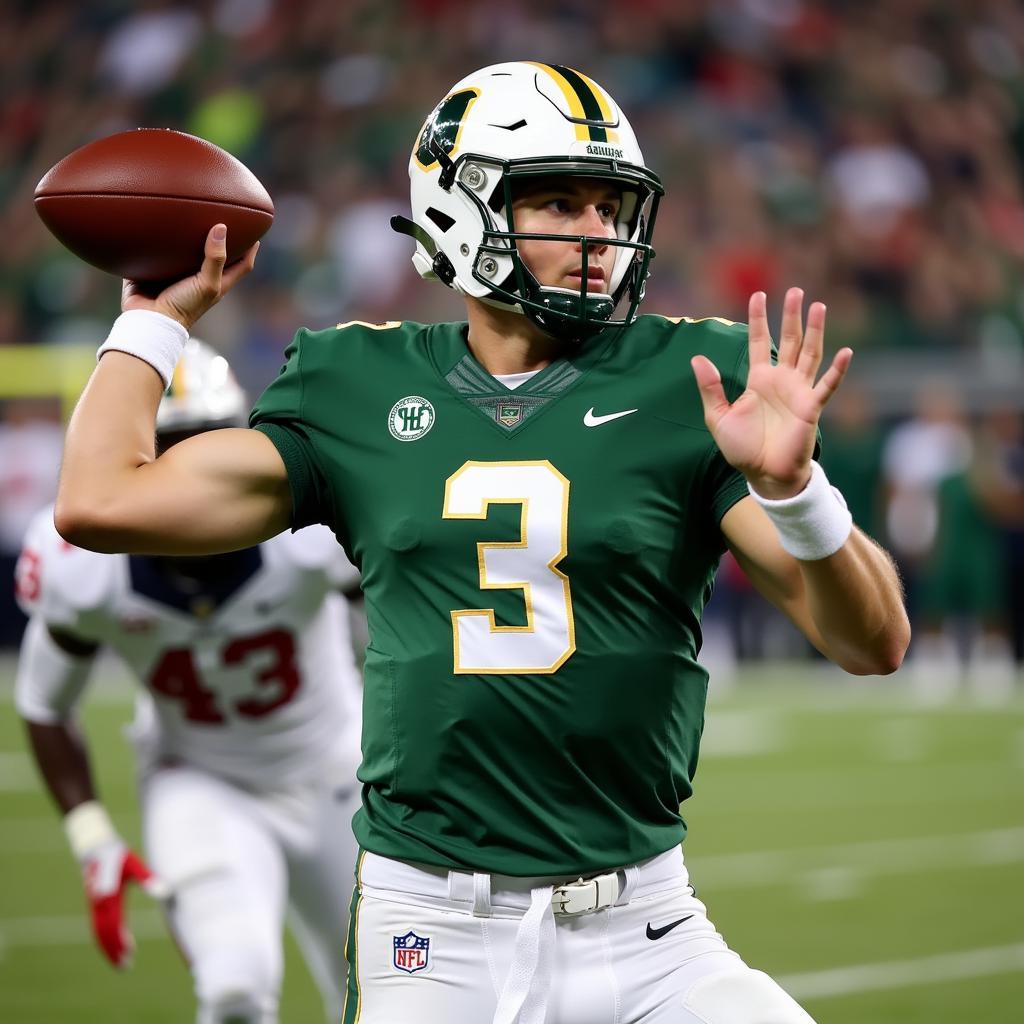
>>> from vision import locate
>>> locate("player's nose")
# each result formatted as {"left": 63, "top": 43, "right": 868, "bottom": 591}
{"left": 575, "top": 206, "right": 612, "bottom": 251}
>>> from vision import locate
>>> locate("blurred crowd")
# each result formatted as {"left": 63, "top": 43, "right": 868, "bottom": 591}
{"left": 4, "top": 1, "right": 1024, "bottom": 385}
{"left": 709, "top": 378, "right": 1024, "bottom": 695}
{"left": 2, "top": 0, "right": 1024, "bottom": 686}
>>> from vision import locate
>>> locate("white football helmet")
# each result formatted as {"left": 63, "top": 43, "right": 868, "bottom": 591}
{"left": 393, "top": 61, "right": 663, "bottom": 340}
{"left": 155, "top": 339, "right": 247, "bottom": 437}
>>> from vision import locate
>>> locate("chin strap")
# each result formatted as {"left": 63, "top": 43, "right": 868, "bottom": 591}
{"left": 390, "top": 215, "right": 435, "bottom": 255}
{"left": 391, "top": 215, "right": 457, "bottom": 287}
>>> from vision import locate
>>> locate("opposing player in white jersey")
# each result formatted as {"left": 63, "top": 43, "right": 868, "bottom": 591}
{"left": 14, "top": 340, "right": 363, "bottom": 1024}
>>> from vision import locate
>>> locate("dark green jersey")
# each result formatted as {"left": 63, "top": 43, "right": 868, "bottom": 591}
{"left": 250, "top": 313, "right": 751, "bottom": 876}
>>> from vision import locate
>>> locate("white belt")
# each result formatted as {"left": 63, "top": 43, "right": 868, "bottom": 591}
{"left": 550, "top": 871, "right": 621, "bottom": 915}
{"left": 359, "top": 848, "right": 690, "bottom": 1024}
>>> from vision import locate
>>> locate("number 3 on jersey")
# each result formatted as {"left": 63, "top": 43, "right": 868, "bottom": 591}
{"left": 443, "top": 461, "right": 575, "bottom": 674}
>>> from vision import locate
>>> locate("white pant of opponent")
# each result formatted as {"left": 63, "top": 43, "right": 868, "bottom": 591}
{"left": 142, "top": 763, "right": 361, "bottom": 1024}
{"left": 345, "top": 847, "right": 816, "bottom": 1024}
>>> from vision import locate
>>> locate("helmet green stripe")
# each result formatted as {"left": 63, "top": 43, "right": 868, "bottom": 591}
{"left": 545, "top": 63, "right": 609, "bottom": 142}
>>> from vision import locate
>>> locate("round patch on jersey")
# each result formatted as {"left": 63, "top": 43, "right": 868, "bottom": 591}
{"left": 388, "top": 396, "right": 435, "bottom": 441}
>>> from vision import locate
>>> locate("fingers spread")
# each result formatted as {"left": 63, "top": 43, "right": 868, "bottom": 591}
{"left": 747, "top": 291, "right": 772, "bottom": 367}
{"left": 796, "top": 301, "right": 827, "bottom": 379}
{"left": 812, "top": 347, "right": 853, "bottom": 407}
{"left": 777, "top": 287, "right": 804, "bottom": 367}
{"left": 691, "top": 354, "right": 730, "bottom": 428}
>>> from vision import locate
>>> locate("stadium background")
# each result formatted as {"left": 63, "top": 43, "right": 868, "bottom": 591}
{"left": 0, "top": 1, "right": 1022, "bottom": 1020}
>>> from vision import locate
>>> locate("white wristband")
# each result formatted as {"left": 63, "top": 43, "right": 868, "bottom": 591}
{"left": 747, "top": 460, "right": 853, "bottom": 561}
{"left": 97, "top": 309, "right": 189, "bottom": 389}
{"left": 64, "top": 800, "right": 119, "bottom": 861}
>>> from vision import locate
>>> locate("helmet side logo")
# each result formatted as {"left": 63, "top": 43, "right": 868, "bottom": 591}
{"left": 413, "top": 89, "right": 480, "bottom": 171}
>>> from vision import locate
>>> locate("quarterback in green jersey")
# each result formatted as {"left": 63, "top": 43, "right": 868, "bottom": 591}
{"left": 57, "top": 61, "right": 908, "bottom": 1024}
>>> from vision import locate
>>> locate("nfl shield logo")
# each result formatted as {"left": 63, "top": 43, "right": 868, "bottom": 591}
{"left": 393, "top": 931, "right": 430, "bottom": 974}
{"left": 498, "top": 402, "right": 522, "bottom": 428}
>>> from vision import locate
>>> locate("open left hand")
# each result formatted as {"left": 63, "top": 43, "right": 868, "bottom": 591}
{"left": 690, "top": 288, "right": 852, "bottom": 499}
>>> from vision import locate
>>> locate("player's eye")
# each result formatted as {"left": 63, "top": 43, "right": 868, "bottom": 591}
{"left": 546, "top": 197, "right": 572, "bottom": 214}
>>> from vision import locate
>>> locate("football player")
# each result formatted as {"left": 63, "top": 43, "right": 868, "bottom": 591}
{"left": 16, "top": 340, "right": 363, "bottom": 1024}
{"left": 53, "top": 62, "right": 909, "bottom": 1024}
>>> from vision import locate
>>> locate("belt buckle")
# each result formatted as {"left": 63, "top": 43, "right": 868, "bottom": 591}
{"left": 551, "top": 872, "right": 618, "bottom": 916}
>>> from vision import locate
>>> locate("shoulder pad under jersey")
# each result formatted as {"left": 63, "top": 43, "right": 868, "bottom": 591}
{"left": 15, "top": 506, "right": 121, "bottom": 631}
{"left": 265, "top": 524, "right": 359, "bottom": 590}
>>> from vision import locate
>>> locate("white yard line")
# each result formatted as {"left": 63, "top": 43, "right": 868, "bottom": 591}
{"left": 0, "top": 909, "right": 167, "bottom": 960}
{"left": 698, "top": 711, "right": 785, "bottom": 756}
{"left": 688, "top": 827, "right": 1024, "bottom": 891}
{"left": 779, "top": 942, "right": 1024, "bottom": 1000}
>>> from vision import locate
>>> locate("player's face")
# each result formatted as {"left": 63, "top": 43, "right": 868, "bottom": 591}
{"left": 510, "top": 177, "right": 620, "bottom": 294}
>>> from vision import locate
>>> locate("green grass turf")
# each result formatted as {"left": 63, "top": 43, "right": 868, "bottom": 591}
{"left": 1, "top": 661, "right": 1021, "bottom": 1022}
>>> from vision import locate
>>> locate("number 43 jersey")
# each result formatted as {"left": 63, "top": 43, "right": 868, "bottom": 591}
{"left": 251, "top": 314, "right": 752, "bottom": 876}
{"left": 16, "top": 509, "right": 363, "bottom": 788}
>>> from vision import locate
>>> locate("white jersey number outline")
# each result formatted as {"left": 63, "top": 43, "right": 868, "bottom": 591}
{"left": 443, "top": 461, "right": 575, "bottom": 674}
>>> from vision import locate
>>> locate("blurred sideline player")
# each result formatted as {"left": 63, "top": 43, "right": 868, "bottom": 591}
{"left": 14, "top": 340, "right": 363, "bottom": 1024}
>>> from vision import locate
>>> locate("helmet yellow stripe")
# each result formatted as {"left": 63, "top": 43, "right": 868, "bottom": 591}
{"left": 574, "top": 69, "right": 620, "bottom": 144}
{"left": 529, "top": 63, "right": 621, "bottom": 145}
{"left": 526, "top": 62, "right": 589, "bottom": 141}
{"left": 575, "top": 69, "right": 612, "bottom": 121}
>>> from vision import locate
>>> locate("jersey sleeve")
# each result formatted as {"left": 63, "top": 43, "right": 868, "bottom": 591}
{"left": 13, "top": 510, "right": 51, "bottom": 620}
{"left": 15, "top": 616, "right": 95, "bottom": 724}
{"left": 14, "top": 506, "right": 109, "bottom": 641}
{"left": 249, "top": 329, "right": 334, "bottom": 531}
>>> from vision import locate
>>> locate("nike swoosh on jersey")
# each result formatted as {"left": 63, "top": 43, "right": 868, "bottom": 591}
{"left": 583, "top": 407, "right": 638, "bottom": 427}
{"left": 645, "top": 915, "right": 694, "bottom": 940}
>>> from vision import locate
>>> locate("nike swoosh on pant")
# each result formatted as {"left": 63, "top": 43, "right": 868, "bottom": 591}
{"left": 583, "top": 407, "right": 638, "bottom": 427}
{"left": 645, "top": 915, "right": 694, "bottom": 940}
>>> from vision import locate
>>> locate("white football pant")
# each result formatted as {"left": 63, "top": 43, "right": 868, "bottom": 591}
{"left": 142, "top": 763, "right": 360, "bottom": 1024}
{"left": 344, "top": 847, "right": 816, "bottom": 1024}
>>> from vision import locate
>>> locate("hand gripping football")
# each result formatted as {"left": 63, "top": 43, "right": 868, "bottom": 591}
{"left": 34, "top": 128, "right": 274, "bottom": 281}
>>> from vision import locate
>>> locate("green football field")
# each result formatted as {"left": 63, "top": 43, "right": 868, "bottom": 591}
{"left": 0, "top": 660, "right": 1021, "bottom": 1023}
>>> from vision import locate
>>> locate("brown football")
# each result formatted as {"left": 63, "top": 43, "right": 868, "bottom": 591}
{"left": 34, "top": 128, "right": 274, "bottom": 281}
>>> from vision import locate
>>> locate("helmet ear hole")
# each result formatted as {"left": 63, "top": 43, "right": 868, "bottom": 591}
{"left": 426, "top": 208, "right": 456, "bottom": 232}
